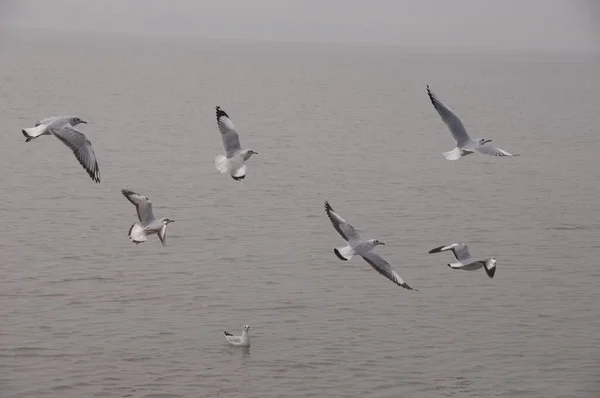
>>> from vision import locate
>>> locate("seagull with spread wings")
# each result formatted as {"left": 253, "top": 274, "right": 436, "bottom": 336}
{"left": 429, "top": 243, "right": 497, "bottom": 278}
{"left": 426, "top": 85, "right": 518, "bottom": 160}
{"left": 22, "top": 115, "right": 100, "bottom": 182}
{"left": 324, "top": 201, "right": 414, "bottom": 290}
{"left": 214, "top": 106, "right": 257, "bottom": 181}
{"left": 121, "top": 189, "right": 174, "bottom": 246}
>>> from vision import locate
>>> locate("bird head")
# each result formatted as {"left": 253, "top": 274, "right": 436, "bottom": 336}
{"left": 69, "top": 116, "right": 87, "bottom": 126}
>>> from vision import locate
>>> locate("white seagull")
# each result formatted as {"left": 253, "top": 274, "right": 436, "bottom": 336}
{"left": 121, "top": 189, "right": 175, "bottom": 246}
{"left": 222, "top": 325, "right": 251, "bottom": 347}
{"left": 426, "top": 85, "right": 518, "bottom": 160}
{"left": 324, "top": 201, "right": 414, "bottom": 290}
{"left": 214, "top": 106, "right": 257, "bottom": 181}
{"left": 428, "top": 243, "right": 496, "bottom": 278}
{"left": 22, "top": 115, "right": 100, "bottom": 182}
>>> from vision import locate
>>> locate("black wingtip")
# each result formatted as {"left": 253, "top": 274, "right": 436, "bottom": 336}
{"left": 485, "top": 265, "right": 496, "bottom": 279}
{"left": 428, "top": 245, "right": 445, "bottom": 254}
{"left": 333, "top": 248, "right": 348, "bottom": 261}
{"left": 216, "top": 106, "right": 229, "bottom": 120}
{"left": 223, "top": 330, "right": 233, "bottom": 337}
{"left": 232, "top": 174, "right": 246, "bottom": 181}
{"left": 22, "top": 130, "right": 32, "bottom": 142}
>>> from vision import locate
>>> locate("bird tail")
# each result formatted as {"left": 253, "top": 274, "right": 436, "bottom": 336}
{"left": 21, "top": 125, "right": 47, "bottom": 142}
{"left": 334, "top": 246, "right": 353, "bottom": 261}
{"left": 443, "top": 147, "right": 462, "bottom": 160}
{"left": 215, "top": 155, "right": 229, "bottom": 173}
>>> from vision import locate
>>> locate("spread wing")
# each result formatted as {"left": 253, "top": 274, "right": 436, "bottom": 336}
{"left": 324, "top": 201, "right": 361, "bottom": 243}
{"left": 216, "top": 106, "right": 242, "bottom": 158}
{"left": 158, "top": 223, "right": 168, "bottom": 246}
{"left": 475, "top": 145, "right": 517, "bottom": 157}
{"left": 50, "top": 124, "right": 100, "bottom": 183}
{"left": 361, "top": 252, "right": 413, "bottom": 290}
{"left": 429, "top": 243, "right": 473, "bottom": 263}
{"left": 427, "top": 85, "right": 471, "bottom": 147}
{"left": 121, "top": 189, "right": 155, "bottom": 224}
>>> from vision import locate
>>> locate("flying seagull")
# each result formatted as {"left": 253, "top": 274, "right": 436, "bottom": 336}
{"left": 428, "top": 243, "right": 496, "bottom": 278}
{"left": 324, "top": 201, "right": 414, "bottom": 290}
{"left": 222, "top": 325, "right": 251, "bottom": 347}
{"left": 426, "top": 85, "right": 518, "bottom": 160}
{"left": 214, "top": 106, "right": 257, "bottom": 181}
{"left": 121, "top": 189, "right": 174, "bottom": 246}
{"left": 22, "top": 115, "right": 100, "bottom": 182}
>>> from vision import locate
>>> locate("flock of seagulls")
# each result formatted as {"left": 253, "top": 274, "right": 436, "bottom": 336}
{"left": 21, "top": 86, "right": 518, "bottom": 348}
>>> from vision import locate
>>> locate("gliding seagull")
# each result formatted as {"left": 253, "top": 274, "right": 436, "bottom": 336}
{"left": 214, "top": 106, "right": 257, "bottom": 181}
{"left": 428, "top": 243, "right": 496, "bottom": 278}
{"left": 324, "top": 201, "right": 414, "bottom": 290}
{"left": 22, "top": 115, "right": 100, "bottom": 183}
{"left": 426, "top": 85, "right": 518, "bottom": 160}
{"left": 121, "top": 189, "right": 174, "bottom": 246}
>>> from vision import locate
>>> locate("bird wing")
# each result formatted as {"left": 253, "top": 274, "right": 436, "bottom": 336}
{"left": 35, "top": 116, "right": 56, "bottom": 127}
{"left": 50, "top": 124, "right": 100, "bottom": 183}
{"left": 121, "top": 189, "right": 155, "bottom": 224}
{"left": 158, "top": 223, "right": 168, "bottom": 246}
{"left": 429, "top": 243, "right": 472, "bottom": 263}
{"left": 427, "top": 85, "right": 472, "bottom": 147}
{"left": 216, "top": 106, "right": 242, "bottom": 158}
{"left": 360, "top": 252, "right": 413, "bottom": 290}
{"left": 324, "top": 201, "right": 361, "bottom": 243}
{"left": 475, "top": 145, "right": 517, "bottom": 157}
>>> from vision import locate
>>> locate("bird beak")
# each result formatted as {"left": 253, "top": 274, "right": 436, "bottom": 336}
{"left": 485, "top": 139, "right": 492, "bottom": 144}
{"left": 81, "top": 120, "right": 88, "bottom": 124}
{"left": 380, "top": 242, "right": 386, "bottom": 245}
{"left": 169, "top": 220, "right": 175, "bottom": 224}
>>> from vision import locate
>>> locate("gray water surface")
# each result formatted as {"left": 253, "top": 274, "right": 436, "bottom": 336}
{"left": 1, "top": 32, "right": 599, "bottom": 397}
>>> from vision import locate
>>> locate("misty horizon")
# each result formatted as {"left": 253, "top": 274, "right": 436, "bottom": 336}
{"left": 1, "top": 0, "right": 599, "bottom": 52}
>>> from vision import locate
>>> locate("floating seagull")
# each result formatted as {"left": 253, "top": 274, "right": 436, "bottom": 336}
{"left": 426, "top": 85, "right": 518, "bottom": 160}
{"left": 222, "top": 325, "right": 251, "bottom": 347}
{"left": 214, "top": 106, "right": 257, "bottom": 181}
{"left": 121, "top": 189, "right": 174, "bottom": 246}
{"left": 324, "top": 201, "right": 414, "bottom": 290}
{"left": 428, "top": 243, "right": 496, "bottom": 278}
{"left": 22, "top": 115, "right": 100, "bottom": 182}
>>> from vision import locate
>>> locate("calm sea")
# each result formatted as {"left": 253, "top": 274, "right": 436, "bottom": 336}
{"left": 1, "top": 30, "right": 599, "bottom": 397}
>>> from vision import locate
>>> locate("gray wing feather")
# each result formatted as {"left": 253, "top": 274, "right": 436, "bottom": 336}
{"left": 35, "top": 116, "right": 56, "bottom": 127}
{"left": 121, "top": 189, "right": 155, "bottom": 224}
{"left": 216, "top": 106, "right": 242, "bottom": 158}
{"left": 158, "top": 224, "right": 167, "bottom": 246}
{"left": 361, "top": 252, "right": 413, "bottom": 290}
{"left": 50, "top": 125, "right": 100, "bottom": 183}
{"left": 453, "top": 244, "right": 473, "bottom": 262}
{"left": 427, "top": 85, "right": 471, "bottom": 147}
{"left": 475, "top": 145, "right": 517, "bottom": 157}
{"left": 324, "top": 201, "right": 361, "bottom": 243}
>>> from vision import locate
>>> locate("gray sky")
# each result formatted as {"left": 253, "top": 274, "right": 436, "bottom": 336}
{"left": 1, "top": 0, "right": 598, "bottom": 50}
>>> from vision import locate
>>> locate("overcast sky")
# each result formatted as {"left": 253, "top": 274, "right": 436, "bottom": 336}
{"left": 1, "top": 0, "right": 598, "bottom": 50}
